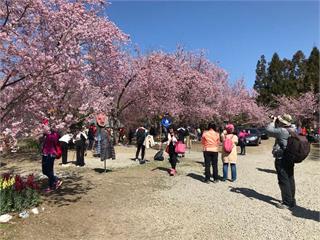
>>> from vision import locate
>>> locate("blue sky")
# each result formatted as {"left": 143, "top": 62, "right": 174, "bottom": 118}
{"left": 105, "top": 0, "right": 319, "bottom": 88}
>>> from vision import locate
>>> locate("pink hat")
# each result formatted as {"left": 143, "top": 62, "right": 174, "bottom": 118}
{"left": 225, "top": 124, "right": 234, "bottom": 134}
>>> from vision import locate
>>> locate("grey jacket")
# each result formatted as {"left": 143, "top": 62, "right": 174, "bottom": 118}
{"left": 266, "top": 122, "right": 292, "bottom": 159}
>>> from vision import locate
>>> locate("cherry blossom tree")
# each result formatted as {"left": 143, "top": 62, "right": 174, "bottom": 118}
{"left": 274, "top": 91, "right": 319, "bottom": 125}
{"left": 0, "top": 0, "right": 128, "bottom": 137}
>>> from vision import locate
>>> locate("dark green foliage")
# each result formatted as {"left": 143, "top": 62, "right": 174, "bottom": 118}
{"left": 254, "top": 47, "right": 319, "bottom": 107}
{"left": 0, "top": 188, "right": 41, "bottom": 214}
{"left": 305, "top": 47, "right": 320, "bottom": 93}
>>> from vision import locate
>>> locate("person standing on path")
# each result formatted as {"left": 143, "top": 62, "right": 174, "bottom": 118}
{"left": 59, "top": 132, "right": 73, "bottom": 165}
{"left": 266, "top": 114, "right": 296, "bottom": 209}
{"left": 221, "top": 124, "right": 238, "bottom": 182}
{"left": 201, "top": 123, "right": 220, "bottom": 183}
{"left": 238, "top": 129, "right": 249, "bottom": 155}
{"left": 164, "top": 126, "right": 178, "bottom": 176}
{"left": 135, "top": 125, "right": 148, "bottom": 163}
{"left": 42, "top": 127, "right": 62, "bottom": 193}
{"left": 87, "top": 123, "right": 96, "bottom": 151}
{"left": 74, "top": 127, "right": 88, "bottom": 167}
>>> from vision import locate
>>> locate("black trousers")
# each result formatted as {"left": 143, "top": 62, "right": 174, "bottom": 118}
{"left": 76, "top": 140, "right": 85, "bottom": 166}
{"left": 240, "top": 139, "right": 246, "bottom": 155}
{"left": 204, "top": 151, "right": 219, "bottom": 180}
{"left": 275, "top": 158, "right": 295, "bottom": 206}
{"left": 169, "top": 152, "right": 178, "bottom": 169}
{"left": 136, "top": 144, "right": 145, "bottom": 160}
{"left": 42, "top": 155, "right": 57, "bottom": 188}
{"left": 60, "top": 141, "right": 68, "bottom": 164}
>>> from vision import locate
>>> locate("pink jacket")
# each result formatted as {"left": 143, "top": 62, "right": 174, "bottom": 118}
{"left": 42, "top": 132, "right": 59, "bottom": 156}
{"left": 238, "top": 131, "right": 249, "bottom": 140}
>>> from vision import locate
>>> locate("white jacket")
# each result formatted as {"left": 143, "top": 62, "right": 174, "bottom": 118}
{"left": 143, "top": 135, "right": 155, "bottom": 148}
{"left": 59, "top": 134, "right": 73, "bottom": 143}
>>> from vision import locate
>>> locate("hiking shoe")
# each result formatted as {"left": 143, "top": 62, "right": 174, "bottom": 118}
{"left": 44, "top": 187, "right": 53, "bottom": 193}
{"left": 55, "top": 180, "right": 63, "bottom": 190}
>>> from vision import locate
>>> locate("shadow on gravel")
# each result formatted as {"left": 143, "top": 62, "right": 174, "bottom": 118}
{"left": 43, "top": 175, "right": 94, "bottom": 207}
{"left": 93, "top": 168, "right": 113, "bottom": 174}
{"left": 291, "top": 206, "right": 320, "bottom": 222}
{"left": 151, "top": 167, "right": 170, "bottom": 173}
{"left": 256, "top": 168, "right": 277, "bottom": 174}
{"left": 229, "top": 187, "right": 279, "bottom": 207}
{"left": 0, "top": 162, "right": 7, "bottom": 167}
{"left": 230, "top": 187, "right": 320, "bottom": 222}
{"left": 187, "top": 173, "right": 205, "bottom": 182}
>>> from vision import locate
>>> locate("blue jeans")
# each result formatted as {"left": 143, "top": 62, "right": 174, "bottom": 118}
{"left": 223, "top": 163, "right": 237, "bottom": 181}
{"left": 42, "top": 155, "right": 57, "bottom": 188}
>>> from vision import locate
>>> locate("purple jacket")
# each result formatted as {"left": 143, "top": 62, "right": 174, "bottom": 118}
{"left": 42, "top": 132, "right": 59, "bottom": 156}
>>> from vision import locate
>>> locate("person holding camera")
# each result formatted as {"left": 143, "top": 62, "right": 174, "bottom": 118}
{"left": 266, "top": 114, "right": 296, "bottom": 209}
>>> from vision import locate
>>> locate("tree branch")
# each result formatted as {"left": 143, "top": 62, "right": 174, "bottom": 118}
{"left": 116, "top": 73, "right": 137, "bottom": 109}
{"left": 2, "top": 1, "right": 10, "bottom": 27}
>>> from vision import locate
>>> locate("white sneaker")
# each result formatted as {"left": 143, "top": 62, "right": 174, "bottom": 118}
{"left": 135, "top": 158, "right": 139, "bottom": 162}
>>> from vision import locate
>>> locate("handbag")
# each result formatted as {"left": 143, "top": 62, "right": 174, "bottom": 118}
{"left": 55, "top": 142, "right": 62, "bottom": 159}
{"left": 175, "top": 141, "right": 186, "bottom": 154}
{"left": 165, "top": 145, "right": 170, "bottom": 154}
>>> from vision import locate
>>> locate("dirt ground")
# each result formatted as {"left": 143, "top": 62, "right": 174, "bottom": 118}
{"left": 0, "top": 140, "right": 319, "bottom": 240}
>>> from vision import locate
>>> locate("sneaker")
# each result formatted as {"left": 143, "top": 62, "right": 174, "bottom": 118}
{"left": 55, "top": 180, "right": 63, "bottom": 190}
{"left": 44, "top": 187, "right": 53, "bottom": 193}
{"left": 169, "top": 169, "right": 175, "bottom": 176}
{"left": 213, "top": 179, "right": 220, "bottom": 183}
{"left": 135, "top": 158, "right": 139, "bottom": 162}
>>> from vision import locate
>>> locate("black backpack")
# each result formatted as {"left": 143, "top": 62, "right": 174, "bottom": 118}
{"left": 284, "top": 130, "right": 310, "bottom": 163}
{"left": 154, "top": 150, "right": 164, "bottom": 161}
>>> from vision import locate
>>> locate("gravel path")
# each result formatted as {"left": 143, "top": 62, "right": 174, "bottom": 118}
{"left": 1, "top": 140, "right": 319, "bottom": 240}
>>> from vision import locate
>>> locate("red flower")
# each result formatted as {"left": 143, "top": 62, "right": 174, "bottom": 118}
{"left": 14, "top": 175, "right": 25, "bottom": 192}
{"left": 26, "top": 174, "right": 39, "bottom": 190}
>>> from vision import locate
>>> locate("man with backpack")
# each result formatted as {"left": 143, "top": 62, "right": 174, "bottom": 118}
{"left": 266, "top": 114, "right": 307, "bottom": 209}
